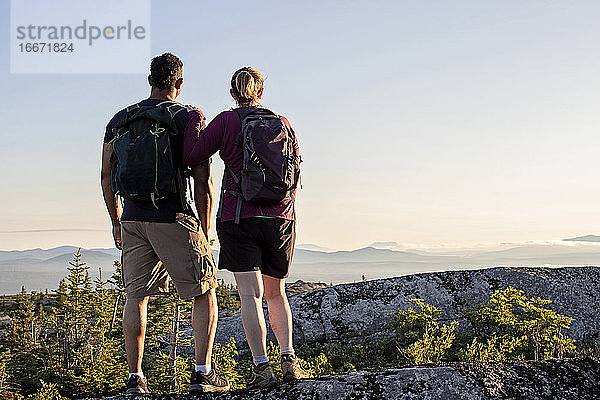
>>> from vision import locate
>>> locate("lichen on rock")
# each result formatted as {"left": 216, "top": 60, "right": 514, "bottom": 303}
{"left": 85, "top": 358, "right": 600, "bottom": 400}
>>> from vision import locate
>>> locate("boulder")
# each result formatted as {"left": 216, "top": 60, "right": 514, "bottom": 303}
{"left": 208, "top": 266, "right": 600, "bottom": 349}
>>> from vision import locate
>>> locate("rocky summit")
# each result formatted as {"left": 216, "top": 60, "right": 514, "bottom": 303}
{"left": 87, "top": 358, "right": 600, "bottom": 400}
{"left": 209, "top": 266, "right": 600, "bottom": 349}
{"left": 90, "top": 266, "right": 600, "bottom": 400}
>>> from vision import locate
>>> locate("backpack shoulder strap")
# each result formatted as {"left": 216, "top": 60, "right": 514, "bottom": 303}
{"left": 116, "top": 102, "right": 142, "bottom": 125}
{"left": 116, "top": 100, "right": 186, "bottom": 132}
{"left": 126, "top": 103, "right": 141, "bottom": 113}
{"left": 234, "top": 106, "right": 258, "bottom": 122}
{"left": 233, "top": 107, "right": 256, "bottom": 147}
{"left": 258, "top": 108, "right": 278, "bottom": 117}
{"left": 216, "top": 166, "right": 243, "bottom": 224}
{"left": 155, "top": 100, "right": 189, "bottom": 121}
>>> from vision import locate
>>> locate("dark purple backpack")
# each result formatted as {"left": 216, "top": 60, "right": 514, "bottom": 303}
{"left": 219, "top": 107, "right": 300, "bottom": 223}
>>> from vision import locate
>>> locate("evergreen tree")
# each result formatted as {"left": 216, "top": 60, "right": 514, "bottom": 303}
{"left": 38, "top": 250, "right": 127, "bottom": 397}
{"left": 69, "top": 265, "right": 126, "bottom": 395}
{"left": 54, "top": 280, "right": 67, "bottom": 309}
{"left": 143, "top": 283, "right": 192, "bottom": 394}
{"left": 7, "top": 287, "right": 35, "bottom": 350}
{"left": 106, "top": 261, "right": 125, "bottom": 336}
{"left": 215, "top": 280, "right": 240, "bottom": 312}
{"left": 3, "top": 287, "right": 46, "bottom": 396}
{"left": 59, "top": 249, "right": 93, "bottom": 371}
{"left": 0, "top": 349, "right": 16, "bottom": 397}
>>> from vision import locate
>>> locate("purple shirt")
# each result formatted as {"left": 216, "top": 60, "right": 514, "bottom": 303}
{"left": 183, "top": 110, "right": 300, "bottom": 222}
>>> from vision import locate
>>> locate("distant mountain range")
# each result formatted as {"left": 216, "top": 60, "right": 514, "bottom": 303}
{"left": 295, "top": 244, "right": 335, "bottom": 252}
{"left": 564, "top": 235, "right": 600, "bottom": 243}
{"left": 2, "top": 238, "right": 600, "bottom": 294}
{"left": 368, "top": 241, "right": 400, "bottom": 249}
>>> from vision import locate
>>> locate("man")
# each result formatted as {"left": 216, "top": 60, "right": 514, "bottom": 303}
{"left": 100, "top": 53, "right": 229, "bottom": 394}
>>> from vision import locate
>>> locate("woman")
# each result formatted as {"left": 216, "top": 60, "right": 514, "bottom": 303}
{"left": 183, "top": 67, "right": 306, "bottom": 388}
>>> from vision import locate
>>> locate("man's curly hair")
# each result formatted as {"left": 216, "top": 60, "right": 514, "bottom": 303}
{"left": 148, "top": 53, "right": 183, "bottom": 90}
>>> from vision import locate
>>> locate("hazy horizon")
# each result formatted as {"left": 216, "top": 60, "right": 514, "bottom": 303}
{"left": 3, "top": 238, "right": 600, "bottom": 294}
{"left": 3, "top": 233, "right": 600, "bottom": 253}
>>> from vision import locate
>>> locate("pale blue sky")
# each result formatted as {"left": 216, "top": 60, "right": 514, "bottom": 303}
{"left": 1, "top": 0, "right": 599, "bottom": 250}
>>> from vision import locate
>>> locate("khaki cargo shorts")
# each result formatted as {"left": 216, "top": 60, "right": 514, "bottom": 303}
{"left": 121, "top": 214, "right": 217, "bottom": 300}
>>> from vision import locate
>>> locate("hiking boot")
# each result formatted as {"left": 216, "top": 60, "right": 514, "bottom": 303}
{"left": 125, "top": 374, "right": 149, "bottom": 394}
{"left": 247, "top": 362, "right": 278, "bottom": 389}
{"left": 281, "top": 354, "right": 309, "bottom": 382}
{"left": 189, "top": 367, "right": 230, "bottom": 393}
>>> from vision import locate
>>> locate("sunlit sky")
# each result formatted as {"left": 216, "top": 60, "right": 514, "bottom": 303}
{"left": 1, "top": 0, "right": 599, "bottom": 251}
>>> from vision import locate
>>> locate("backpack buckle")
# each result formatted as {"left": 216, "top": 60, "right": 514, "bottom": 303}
{"left": 150, "top": 124, "right": 165, "bottom": 137}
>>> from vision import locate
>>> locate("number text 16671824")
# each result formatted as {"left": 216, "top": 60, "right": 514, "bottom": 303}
{"left": 19, "top": 43, "right": 74, "bottom": 52}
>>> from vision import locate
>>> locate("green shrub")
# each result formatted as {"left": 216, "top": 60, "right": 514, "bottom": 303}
{"left": 25, "top": 381, "right": 66, "bottom": 400}
{"left": 297, "top": 335, "right": 398, "bottom": 373}
{"left": 303, "top": 353, "right": 334, "bottom": 377}
{"left": 0, "top": 350, "right": 12, "bottom": 395}
{"left": 460, "top": 335, "right": 524, "bottom": 362}
{"left": 0, "top": 349, "right": 22, "bottom": 400}
{"left": 267, "top": 342, "right": 332, "bottom": 379}
{"left": 520, "top": 295, "right": 576, "bottom": 360}
{"left": 461, "top": 287, "right": 576, "bottom": 361}
{"left": 387, "top": 299, "right": 457, "bottom": 364}
{"left": 215, "top": 280, "right": 240, "bottom": 313}
{"left": 340, "top": 362, "right": 357, "bottom": 372}
{"left": 144, "top": 351, "right": 190, "bottom": 394}
{"left": 212, "top": 338, "right": 245, "bottom": 389}
{"left": 574, "top": 340, "right": 600, "bottom": 359}
{"left": 265, "top": 342, "right": 283, "bottom": 381}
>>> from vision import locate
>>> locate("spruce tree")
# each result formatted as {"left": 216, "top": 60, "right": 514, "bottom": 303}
{"left": 7, "top": 286, "right": 35, "bottom": 349}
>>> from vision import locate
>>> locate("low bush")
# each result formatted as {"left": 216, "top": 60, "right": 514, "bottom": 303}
{"left": 387, "top": 299, "right": 457, "bottom": 364}
{"left": 460, "top": 287, "right": 576, "bottom": 361}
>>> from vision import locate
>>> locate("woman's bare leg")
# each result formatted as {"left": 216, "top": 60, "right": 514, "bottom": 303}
{"left": 234, "top": 271, "right": 268, "bottom": 359}
{"left": 263, "top": 275, "right": 293, "bottom": 352}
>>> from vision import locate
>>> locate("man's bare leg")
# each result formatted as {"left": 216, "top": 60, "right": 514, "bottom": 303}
{"left": 192, "top": 288, "right": 218, "bottom": 366}
{"left": 123, "top": 296, "right": 149, "bottom": 373}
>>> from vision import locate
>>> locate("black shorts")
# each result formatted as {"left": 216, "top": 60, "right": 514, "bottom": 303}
{"left": 216, "top": 217, "right": 296, "bottom": 279}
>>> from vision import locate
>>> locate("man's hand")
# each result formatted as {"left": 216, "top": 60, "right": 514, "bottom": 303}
{"left": 113, "top": 223, "right": 122, "bottom": 250}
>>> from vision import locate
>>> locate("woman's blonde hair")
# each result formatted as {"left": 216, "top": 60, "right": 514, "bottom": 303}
{"left": 231, "top": 67, "right": 264, "bottom": 107}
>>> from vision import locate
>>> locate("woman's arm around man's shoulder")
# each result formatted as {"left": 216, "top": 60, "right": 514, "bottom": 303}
{"left": 183, "top": 110, "right": 231, "bottom": 166}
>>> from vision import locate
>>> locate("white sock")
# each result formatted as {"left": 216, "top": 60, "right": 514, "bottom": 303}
{"left": 253, "top": 355, "right": 269, "bottom": 366}
{"left": 129, "top": 371, "right": 144, "bottom": 379}
{"left": 195, "top": 364, "right": 211, "bottom": 374}
{"left": 280, "top": 347, "right": 295, "bottom": 356}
